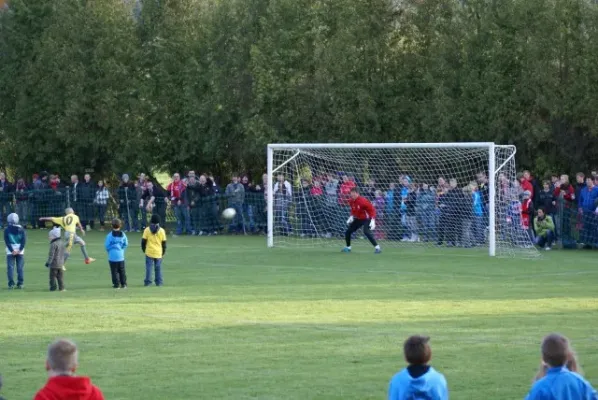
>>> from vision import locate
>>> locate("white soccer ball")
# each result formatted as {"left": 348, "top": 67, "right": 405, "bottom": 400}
{"left": 222, "top": 207, "right": 237, "bottom": 220}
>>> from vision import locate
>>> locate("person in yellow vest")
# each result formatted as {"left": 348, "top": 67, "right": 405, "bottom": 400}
{"left": 141, "top": 214, "right": 167, "bottom": 286}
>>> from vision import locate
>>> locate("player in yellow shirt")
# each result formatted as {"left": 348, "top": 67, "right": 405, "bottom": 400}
{"left": 40, "top": 208, "right": 96, "bottom": 265}
{"left": 141, "top": 214, "right": 167, "bottom": 286}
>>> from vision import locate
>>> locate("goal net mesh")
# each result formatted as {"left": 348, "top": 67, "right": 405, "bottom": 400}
{"left": 269, "top": 145, "right": 539, "bottom": 257}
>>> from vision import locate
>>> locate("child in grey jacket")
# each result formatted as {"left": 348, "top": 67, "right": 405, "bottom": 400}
{"left": 46, "top": 227, "right": 66, "bottom": 291}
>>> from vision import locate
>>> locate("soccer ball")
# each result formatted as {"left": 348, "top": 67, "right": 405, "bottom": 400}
{"left": 222, "top": 208, "right": 236, "bottom": 220}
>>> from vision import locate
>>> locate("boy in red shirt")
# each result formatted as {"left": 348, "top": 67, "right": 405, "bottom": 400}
{"left": 34, "top": 339, "right": 104, "bottom": 400}
{"left": 342, "top": 188, "right": 381, "bottom": 253}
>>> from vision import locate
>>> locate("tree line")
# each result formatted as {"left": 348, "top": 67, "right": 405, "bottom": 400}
{"left": 1, "top": 0, "right": 598, "bottom": 181}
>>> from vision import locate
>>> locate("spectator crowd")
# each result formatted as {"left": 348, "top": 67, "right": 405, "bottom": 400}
{"left": 0, "top": 168, "right": 597, "bottom": 250}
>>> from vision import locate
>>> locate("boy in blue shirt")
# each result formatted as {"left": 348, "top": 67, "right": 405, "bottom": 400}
{"left": 4, "top": 213, "right": 26, "bottom": 289}
{"left": 388, "top": 335, "right": 448, "bottom": 400}
{"left": 525, "top": 333, "right": 597, "bottom": 400}
{"left": 104, "top": 218, "right": 128, "bottom": 289}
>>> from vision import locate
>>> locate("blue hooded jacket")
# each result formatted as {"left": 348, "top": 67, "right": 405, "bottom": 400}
{"left": 388, "top": 366, "right": 448, "bottom": 400}
{"left": 525, "top": 366, "right": 597, "bottom": 400}
{"left": 105, "top": 230, "right": 128, "bottom": 262}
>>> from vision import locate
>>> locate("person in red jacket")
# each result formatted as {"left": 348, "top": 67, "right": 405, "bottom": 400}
{"left": 553, "top": 174, "right": 576, "bottom": 244}
{"left": 553, "top": 174, "right": 576, "bottom": 207}
{"left": 519, "top": 172, "right": 534, "bottom": 200}
{"left": 34, "top": 339, "right": 104, "bottom": 400}
{"left": 342, "top": 188, "right": 381, "bottom": 254}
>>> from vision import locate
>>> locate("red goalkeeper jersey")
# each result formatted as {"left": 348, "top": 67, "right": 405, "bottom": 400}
{"left": 349, "top": 196, "right": 376, "bottom": 220}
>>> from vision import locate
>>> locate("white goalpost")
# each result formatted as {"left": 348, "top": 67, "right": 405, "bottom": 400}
{"left": 267, "top": 143, "right": 539, "bottom": 257}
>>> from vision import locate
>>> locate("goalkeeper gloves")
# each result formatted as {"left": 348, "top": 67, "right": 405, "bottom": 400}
{"left": 369, "top": 219, "right": 376, "bottom": 230}
{"left": 346, "top": 216, "right": 354, "bottom": 225}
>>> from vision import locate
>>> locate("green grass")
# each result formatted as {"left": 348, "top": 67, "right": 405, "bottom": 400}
{"left": 1, "top": 232, "right": 598, "bottom": 399}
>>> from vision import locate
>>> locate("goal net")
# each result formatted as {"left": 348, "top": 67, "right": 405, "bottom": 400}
{"left": 267, "top": 143, "right": 539, "bottom": 257}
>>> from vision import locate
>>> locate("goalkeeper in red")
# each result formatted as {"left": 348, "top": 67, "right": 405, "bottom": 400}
{"left": 342, "top": 188, "right": 381, "bottom": 253}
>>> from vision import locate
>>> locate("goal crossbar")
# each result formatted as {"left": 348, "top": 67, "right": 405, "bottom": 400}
{"left": 268, "top": 142, "right": 496, "bottom": 150}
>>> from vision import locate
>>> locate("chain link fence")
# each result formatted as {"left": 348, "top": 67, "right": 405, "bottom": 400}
{"left": 2, "top": 186, "right": 267, "bottom": 234}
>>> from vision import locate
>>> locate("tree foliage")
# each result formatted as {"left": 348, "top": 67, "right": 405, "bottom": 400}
{"left": 1, "top": 0, "right": 598, "bottom": 179}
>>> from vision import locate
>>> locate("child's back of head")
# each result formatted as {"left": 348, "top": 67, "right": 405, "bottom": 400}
{"left": 404, "top": 335, "right": 432, "bottom": 366}
{"left": 112, "top": 218, "right": 121, "bottom": 231}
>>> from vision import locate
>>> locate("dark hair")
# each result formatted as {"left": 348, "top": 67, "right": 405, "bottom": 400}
{"left": 542, "top": 333, "right": 569, "bottom": 367}
{"left": 150, "top": 214, "right": 161, "bottom": 225}
{"left": 350, "top": 187, "right": 359, "bottom": 194}
{"left": 403, "top": 335, "right": 432, "bottom": 365}
{"left": 534, "top": 346, "right": 582, "bottom": 382}
{"left": 537, "top": 207, "right": 545, "bottom": 214}
{"left": 112, "top": 218, "right": 121, "bottom": 230}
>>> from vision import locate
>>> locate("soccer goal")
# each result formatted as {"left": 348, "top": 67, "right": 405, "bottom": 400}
{"left": 267, "top": 143, "right": 539, "bottom": 257}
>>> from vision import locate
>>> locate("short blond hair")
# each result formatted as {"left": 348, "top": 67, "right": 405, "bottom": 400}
{"left": 47, "top": 339, "right": 78, "bottom": 374}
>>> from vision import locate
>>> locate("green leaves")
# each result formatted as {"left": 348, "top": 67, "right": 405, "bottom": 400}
{"left": 1, "top": 0, "right": 598, "bottom": 178}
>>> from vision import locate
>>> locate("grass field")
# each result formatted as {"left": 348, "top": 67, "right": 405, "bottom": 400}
{"left": 1, "top": 231, "right": 597, "bottom": 399}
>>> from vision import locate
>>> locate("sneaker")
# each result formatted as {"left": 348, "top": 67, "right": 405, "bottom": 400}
{"left": 144, "top": 283, "right": 151, "bottom": 287}
{"left": 113, "top": 285, "right": 120, "bottom": 289}
{"left": 545, "top": 247, "right": 551, "bottom": 251}
{"left": 341, "top": 247, "right": 351, "bottom": 253}
{"left": 16, "top": 285, "right": 23, "bottom": 290}
{"left": 374, "top": 248, "right": 382, "bottom": 254}
{"left": 59, "top": 289, "right": 66, "bottom": 292}
{"left": 85, "top": 258, "right": 96, "bottom": 264}
{"left": 8, "top": 285, "right": 14, "bottom": 290}
{"left": 121, "top": 285, "right": 127, "bottom": 289}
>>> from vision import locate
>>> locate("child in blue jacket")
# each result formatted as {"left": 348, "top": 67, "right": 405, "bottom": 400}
{"left": 526, "top": 333, "right": 597, "bottom": 400}
{"left": 104, "top": 218, "right": 128, "bottom": 289}
{"left": 388, "top": 335, "right": 448, "bottom": 400}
